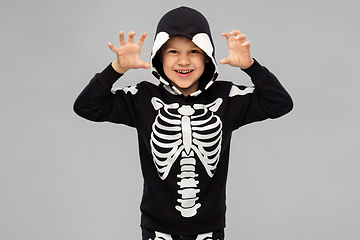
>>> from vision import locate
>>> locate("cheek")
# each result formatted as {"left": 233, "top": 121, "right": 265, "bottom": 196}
{"left": 162, "top": 58, "right": 174, "bottom": 78}
{"left": 162, "top": 60, "right": 172, "bottom": 72}
{"left": 195, "top": 59, "right": 206, "bottom": 72}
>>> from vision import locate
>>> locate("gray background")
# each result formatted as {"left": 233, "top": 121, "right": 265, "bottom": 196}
{"left": 1, "top": 0, "right": 359, "bottom": 239}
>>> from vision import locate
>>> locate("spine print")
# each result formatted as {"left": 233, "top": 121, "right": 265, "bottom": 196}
{"left": 176, "top": 151, "right": 201, "bottom": 217}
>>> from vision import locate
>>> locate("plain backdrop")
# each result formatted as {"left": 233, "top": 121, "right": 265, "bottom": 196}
{"left": 1, "top": 0, "right": 359, "bottom": 239}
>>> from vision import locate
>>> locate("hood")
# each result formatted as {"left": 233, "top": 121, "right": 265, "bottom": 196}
{"left": 150, "top": 6, "right": 218, "bottom": 97}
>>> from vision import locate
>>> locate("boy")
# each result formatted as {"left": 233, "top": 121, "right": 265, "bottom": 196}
{"left": 74, "top": 6, "right": 293, "bottom": 240}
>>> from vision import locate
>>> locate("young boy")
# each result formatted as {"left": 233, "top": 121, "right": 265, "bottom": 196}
{"left": 74, "top": 6, "right": 293, "bottom": 240}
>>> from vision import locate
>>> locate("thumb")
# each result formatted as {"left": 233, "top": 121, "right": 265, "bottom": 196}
{"left": 219, "top": 57, "right": 230, "bottom": 65}
{"left": 141, "top": 61, "right": 151, "bottom": 69}
{"left": 108, "top": 42, "right": 117, "bottom": 53}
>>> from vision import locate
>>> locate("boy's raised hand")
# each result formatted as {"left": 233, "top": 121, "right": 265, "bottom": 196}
{"left": 220, "top": 30, "right": 254, "bottom": 69}
{"left": 108, "top": 31, "right": 151, "bottom": 74}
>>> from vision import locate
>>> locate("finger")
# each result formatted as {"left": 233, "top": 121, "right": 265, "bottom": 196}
{"left": 108, "top": 42, "right": 118, "bottom": 52}
{"left": 219, "top": 57, "right": 230, "bottom": 65}
{"left": 136, "top": 32, "right": 147, "bottom": 47}
{"left": 222, "top": 32, "right": 233, "bottom": 38}
{"left": 242, "top": 40, "right": 251, "bottom": 48}
{"left": 221, "top": 32, "right": 233, "bottom": 45}
{"left": 235, "top": 34, "right": 247, "bottom": 42}
{"left": 229, "top": 30, "right": 241, "bottom": 36}
{"left": 127, "top": 31, "right": 136, "bottom": 44}
{"left": 140, "top": 61, "right": 151, "bottom": 69}
{"left": 119, "top": 31, "right": 126, "bottom": 46}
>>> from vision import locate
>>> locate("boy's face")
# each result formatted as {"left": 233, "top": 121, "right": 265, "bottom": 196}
{"left": 160, "top": 37, "right": 209, "bottom": 96}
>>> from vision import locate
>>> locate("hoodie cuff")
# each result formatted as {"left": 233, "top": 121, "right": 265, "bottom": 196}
{"left": 241, "top": 58, "right": 267, "bottom": 81}
{"left": 98, "top": 63, "right": 124, "bottom": 87}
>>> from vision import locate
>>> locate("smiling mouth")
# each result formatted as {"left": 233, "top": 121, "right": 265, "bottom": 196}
{"left": 175, "top": 70, "right": 194, "bottom": 74}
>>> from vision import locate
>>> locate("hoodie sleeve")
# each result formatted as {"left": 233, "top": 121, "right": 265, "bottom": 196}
{"left": 229, "top": 59, "right": 293, "bottom": 130}
{"left": 73, "top": 63, "right": 139, "bottom": 127}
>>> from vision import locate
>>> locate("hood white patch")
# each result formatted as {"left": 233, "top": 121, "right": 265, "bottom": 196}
{"left": 192, "top": 33, "right": 218, "bottom": 75}
{"left": 151, "top": 32, "right": 169, "bottom": 70}
{"left": 163, "top": 84, "right": 178, "bottom": 95}
{"left": 151, "top": 32, "right": 170, "bottom": 86}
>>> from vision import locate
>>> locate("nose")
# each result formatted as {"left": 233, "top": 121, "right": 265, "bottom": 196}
{"left": 177, "top": 54, "right": 190, "bottom": 65}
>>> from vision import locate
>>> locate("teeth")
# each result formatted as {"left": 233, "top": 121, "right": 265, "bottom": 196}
{"left": 177, "top": 70, "right": 192, "bottom": 74}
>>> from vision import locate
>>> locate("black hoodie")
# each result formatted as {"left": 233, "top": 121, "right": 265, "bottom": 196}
{"left": 74, "top": 6, "right": 293, "bottom": 235}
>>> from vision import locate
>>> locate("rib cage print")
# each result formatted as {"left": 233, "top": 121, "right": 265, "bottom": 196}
{"left": 150, "top": 97, "right": 223, "bottom": 217}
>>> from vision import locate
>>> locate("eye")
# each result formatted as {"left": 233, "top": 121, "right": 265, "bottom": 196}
{"left": 190, "top": 50, "right": 200, "bottom": 54}
{"left": 169, "top": 50, "right": 178, "bottom": 54}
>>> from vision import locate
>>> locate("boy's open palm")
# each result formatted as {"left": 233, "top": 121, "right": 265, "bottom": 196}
{"left": 108, "top": 31, "right": 150, "bottom": 74}
{"left": 220, "top": 30, "right": 254, "bottom": 69}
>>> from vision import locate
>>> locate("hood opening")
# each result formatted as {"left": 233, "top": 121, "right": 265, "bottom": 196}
{"left": 150, "top": 6, "right": 218, "bottom": 96}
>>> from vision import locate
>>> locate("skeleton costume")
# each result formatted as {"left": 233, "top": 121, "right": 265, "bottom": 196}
{"left": 74, "top": 6, "right": 293, "bottom": 239}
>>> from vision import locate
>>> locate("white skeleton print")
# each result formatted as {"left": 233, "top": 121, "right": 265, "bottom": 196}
{"left": 150, "top": 97, "right": 223, "bottom": 217}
